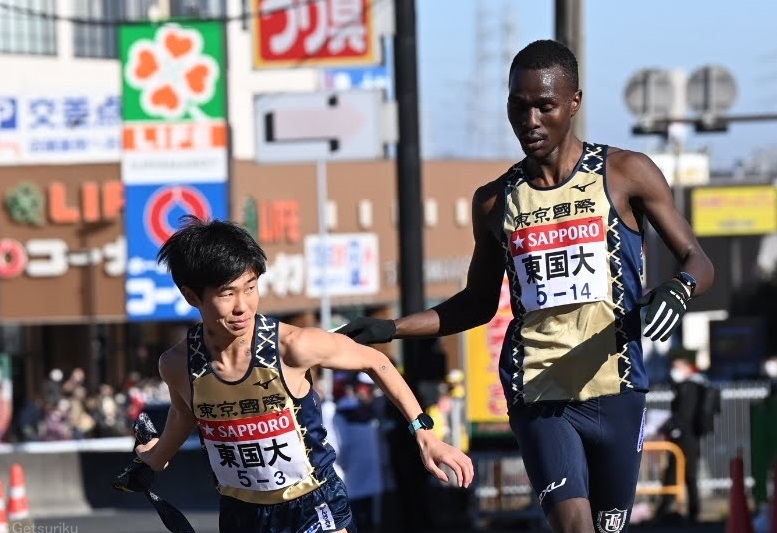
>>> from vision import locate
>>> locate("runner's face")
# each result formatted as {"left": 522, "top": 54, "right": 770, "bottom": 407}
{"left": 507, "top": 65, "right": 581, "bottom": 159}
{"left": 197, "top": 270, "right": 259, "bottom": 338}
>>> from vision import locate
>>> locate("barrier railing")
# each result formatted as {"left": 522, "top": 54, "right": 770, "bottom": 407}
{"left": 636, "top": 440, "right": 686, "bottom": 510}
{"left": 468, "top": 451, "right": 542, "bottom": 528}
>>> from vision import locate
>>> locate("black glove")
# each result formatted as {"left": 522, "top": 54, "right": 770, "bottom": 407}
{"left": 638, "top": 278, "right": 690, "bottom": 342}
{"left": 134, "top": 410, "right": 160, "bottom": 445}
{"left": 113, "top": 412, "right": 159, "bottom": 494}
{"left": 113, "top": 412, "right": 196, "bottom": 533}
{"left": 335, "top": 317, "right": 396, "bottom": 344}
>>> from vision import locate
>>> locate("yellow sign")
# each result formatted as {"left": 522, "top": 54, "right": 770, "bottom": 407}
{"left": 692, "top": 186, "right": 777, "bottom": 237}
{"left": 464, "top": 277, "right": 510, "bottom": 423}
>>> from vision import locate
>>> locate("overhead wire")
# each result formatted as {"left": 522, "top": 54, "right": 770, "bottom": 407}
{"left": 0, "top": 0, "right": 387, "bottom": 66}
{"left": 0, "top": 0, "right": 384, "bottom": 28}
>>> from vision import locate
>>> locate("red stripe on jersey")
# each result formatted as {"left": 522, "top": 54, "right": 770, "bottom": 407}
{"left": 199, "top": 409, "right": 295, "bottom": 442}
{"left": 510, "top": 217, "right": 605, "bottom": 255}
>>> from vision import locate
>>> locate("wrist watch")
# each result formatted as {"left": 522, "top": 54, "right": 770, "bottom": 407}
{"left": 674, "top": 271, "right": 697, "bottom": 297}
{"left": 408, "top": 413, "right": 435, "bottom": 435}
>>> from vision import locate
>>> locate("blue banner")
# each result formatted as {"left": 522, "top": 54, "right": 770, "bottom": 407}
{"left": 125, "top": 182, "right": 227, "bottom": 321}
{"left": 323, "top": 65, "right": 391, "bottom": 93}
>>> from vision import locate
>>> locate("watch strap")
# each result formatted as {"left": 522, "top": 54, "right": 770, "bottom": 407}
{"left": 675, "top": 271, "right": 697, "bottom": 297}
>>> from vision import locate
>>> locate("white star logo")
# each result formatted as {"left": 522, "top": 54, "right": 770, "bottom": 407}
{"left": 513, "top": 234, "right": 525, "bottom": 250}
{"left": 202, "top": 424, "right": 215, "bottom": 436}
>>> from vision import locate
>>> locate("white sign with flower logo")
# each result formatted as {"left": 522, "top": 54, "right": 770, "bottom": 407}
{"left": 120, "top": 22, "right": 228, "bottom": 185}
{"left": 124, "top": 25, "right": 220, "bottom": 121}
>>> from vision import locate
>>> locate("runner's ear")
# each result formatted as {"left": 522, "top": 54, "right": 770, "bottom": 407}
{"left": 180, "top": 286, "right": 200, "bottom": 307}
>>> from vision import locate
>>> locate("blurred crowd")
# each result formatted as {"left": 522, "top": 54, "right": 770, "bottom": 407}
{"left": 11, "top": 368, "right": 170, "bottom": 442}
{"left": 317, "top": 370, "right": 466, "bottom": 533}
{"left": 1, "top": 363, "right": 463, "bottom": 531}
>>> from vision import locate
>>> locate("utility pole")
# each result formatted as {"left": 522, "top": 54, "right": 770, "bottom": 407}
{"left": 390, "top": 10, "right": 430, "bottom": 529}
{"left": 555, "top": 0, "right": 585, "bottom": 139}
{"left": 393, "top": 0, "right": 425, "bottom": 386}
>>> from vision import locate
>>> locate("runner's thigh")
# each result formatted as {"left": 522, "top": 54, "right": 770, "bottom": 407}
{"left": 587, "top": 390, "right": 647, "bottom": 532}
{"left": 510, "top": 402, "right": 588, "bottom": 514}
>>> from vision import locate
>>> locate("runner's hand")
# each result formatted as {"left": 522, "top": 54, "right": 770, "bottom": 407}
{"left": 335, "top": 317, "right": 396, "bottom": 344}
{"left": 414, "top": 431, "right": 474, "bottom": 488}
{"left": 638, "top": 278, "right": 690, "bottom": 342}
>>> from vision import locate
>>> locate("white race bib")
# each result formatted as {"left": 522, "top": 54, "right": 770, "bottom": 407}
{"left": 200, "top": 408, "right": 309, "bottom": 491}
{"left": 511, "top": 216, "right": 609, "bottom": 312}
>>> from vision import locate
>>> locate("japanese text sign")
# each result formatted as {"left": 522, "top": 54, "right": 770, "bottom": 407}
{"left": 124, "top": 182, "right": 227, "bottom": 321}
{"left": 253, "top": 0, "right": 378, "bottom": 68}
{"left": 692, "top": 185, "right": 777, "bottom": 237}
{"left": 0, "top": 92, "right": 121, "bottom": 165}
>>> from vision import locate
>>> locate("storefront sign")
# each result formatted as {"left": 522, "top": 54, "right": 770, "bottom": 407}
{"left": 322, "top": 65, "right": 391, "bottom": 91}
{"left": 4, "top": 180, "right": 123, "bottom": 227}
{"left": 242, "top": 197, "right": 302, "bottom": 244}
{"left": 0, "top": 236, "right": 126, "bottom": 279}
{"left": 259, "top": 252, "right": 305, "bottom": 297}
{"left": 252, "top": 0, "right": 378, "bottom": 69}
{"left": 0, "top": 91, "right": 121, "bottom": 165}
{"left": 120, "top": 20, "right": 229, "bottom": 321}
{"left": 692, "top": 185, "right": 777, "bottom": 236}
{"left": 304, "top": 233, "right": 379, "bottom": 297}
{"left": 124, "top": 183, "right": 226, "bottom": 321}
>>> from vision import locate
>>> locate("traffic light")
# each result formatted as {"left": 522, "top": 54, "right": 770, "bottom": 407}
{"left": 632, "top": 122, "right": 669, "bottom": 136}
{"left": 695, "top": 116, "right": 729, "bottom": 133}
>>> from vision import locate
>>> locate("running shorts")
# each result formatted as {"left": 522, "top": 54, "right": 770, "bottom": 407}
{"left": 218, "top": 464, "right": 356, "bottom": 533}
{"left": 509, "top": 389, "right": 647, "bottom": 532}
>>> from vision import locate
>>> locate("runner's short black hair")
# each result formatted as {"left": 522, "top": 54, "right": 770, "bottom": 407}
{"left": 509, "top": 39, "right": 579, "bottom": 90}
{"left": 157, "top": 215, "right": 267, "bottom": 298}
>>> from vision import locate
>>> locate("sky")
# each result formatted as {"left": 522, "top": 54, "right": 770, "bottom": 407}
{"left": 414, "top": 0, "right": 777, "bottom": 170}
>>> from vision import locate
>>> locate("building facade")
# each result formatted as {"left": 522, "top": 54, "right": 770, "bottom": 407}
{"left": 0, "top": 0, "right": 515, "bottom": 411}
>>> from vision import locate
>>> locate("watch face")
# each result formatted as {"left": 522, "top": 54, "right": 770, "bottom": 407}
{"left": 678, "top": 272, "right": 697, "bottom": 292}
{"left": 418, "top": 413, "right": 435, "bottom": 429}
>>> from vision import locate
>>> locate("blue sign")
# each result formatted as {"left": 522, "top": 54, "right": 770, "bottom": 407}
{"left": 323, "top": 66, "right": 391, "bottom": 94}
{"left": 125, "top": 181, "right": 228, "bottom": 322}
{"left": 0, "top": 98, "right": 17, "bottom": 129}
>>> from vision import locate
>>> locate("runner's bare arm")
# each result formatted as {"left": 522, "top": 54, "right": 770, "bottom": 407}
{"left": 283, "top": 326, "right": 428, "bottom": 418}
{"left": 282, "top": 326, "right": 475, "bottom": 487}
{"left": 614, "top": 150, "right": 714, "bottom": 296}
{"left": 394, "top": 181, "right": 506, "bottom": 338}
{"left": 136, "top": 344, "right": 197, "bottom": 471}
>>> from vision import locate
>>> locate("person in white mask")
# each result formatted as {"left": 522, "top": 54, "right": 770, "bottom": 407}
{"left": 655, "top": 349, "right": 707, "bottom": 525}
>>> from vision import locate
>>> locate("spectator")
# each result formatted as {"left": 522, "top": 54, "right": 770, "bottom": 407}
{"left": 334, "top": 372, "right": 384, "bottom": 532}
{"left": 69, "top": 385, "right": 96, "bottom": 439}
{"left": 654, "top": 349, "right": 707, "bottom": 524}
{"left": 93, "top": 384, "right": 126, "bottom": 437}
{"left": 763, "top": 356, "right": 777, "bottom": 397}
{"left": 17, "top": 395, "right": 44, "bottom": 442}
{"left": 43, "top": 368, "right": 64, "bottom": 407}
{"left": 43, "top": 399, "right": 73, "bottom": 441}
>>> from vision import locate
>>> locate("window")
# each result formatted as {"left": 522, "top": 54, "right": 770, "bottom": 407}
{"left": 73, "top": 0, "right": 152, "bottom": 59}
{"left": 73, "top": 0, "right": 227, "bottom": 59}
{"left": 0, "top": 0, "right": 57, "bottom": 55}
{"left": 170, "top": 0, "right": 226, "bottom": 18}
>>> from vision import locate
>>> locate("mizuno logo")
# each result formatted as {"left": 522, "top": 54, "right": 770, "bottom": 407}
{"left": 572, "top": 181, "right": 595, "bottom": 192}
{"left": 253, "top": 377, "right": 278, "bottom": 389}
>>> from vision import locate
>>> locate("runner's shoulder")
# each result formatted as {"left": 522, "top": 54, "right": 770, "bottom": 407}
{"left": 159, "top": 339, "right": 189, "bottom": 376}
{"left": 474, "top": 163, "right": 521, "bottom": 204}
{"left": 606, "top": 146, "right": 656, "bottom": 175}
